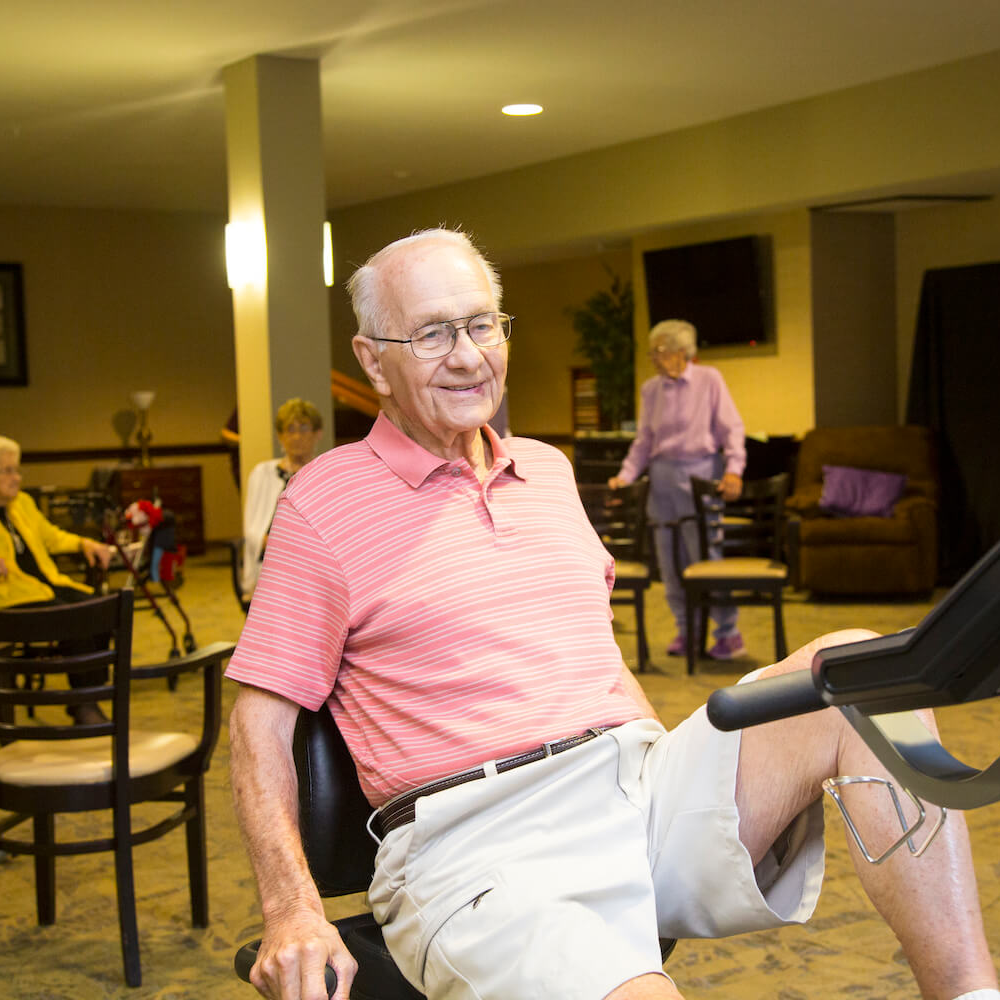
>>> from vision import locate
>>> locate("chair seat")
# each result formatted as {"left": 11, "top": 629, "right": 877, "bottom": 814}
{"left": 0, "top": 730, "right": 197, "bottom": 785}
{"left": 613, "top": 558, "right": 650, "bottom": 582}
{"left": 684, "top": 557, "right": 787, "bottom": 581}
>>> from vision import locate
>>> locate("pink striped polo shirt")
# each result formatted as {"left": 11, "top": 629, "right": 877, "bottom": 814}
{"left": 225, "top": 413, "right": 645, "bottom": 806}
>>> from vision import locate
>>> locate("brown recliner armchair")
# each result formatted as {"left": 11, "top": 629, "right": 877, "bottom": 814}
{"left": 785, "top": 426, "right": 938, "bottom": 595}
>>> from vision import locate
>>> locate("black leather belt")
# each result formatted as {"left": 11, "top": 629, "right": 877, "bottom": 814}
{"left": 377, "top": 727, "right": 612, "bottom": 835}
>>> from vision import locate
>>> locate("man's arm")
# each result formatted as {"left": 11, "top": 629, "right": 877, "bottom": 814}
{"left": 229, "top": 684, "right": 358, "bottom": 1000}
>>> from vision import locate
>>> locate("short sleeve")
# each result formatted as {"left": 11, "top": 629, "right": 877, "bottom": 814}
{"left": 224, "top": 494, "right": 350, "bottom": 710}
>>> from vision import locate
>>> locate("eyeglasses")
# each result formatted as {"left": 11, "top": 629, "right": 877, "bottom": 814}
{"left": 0, "top": 466, "right": 21, "bottom": 477}
{"left": 369, "top": 312, "right": 513, "bottom": 360}
{"left": 279, "top": 422, "right": 317, "bottom": 437}
{"left": 649, "top": 345, "right": 681, "bottom": 357}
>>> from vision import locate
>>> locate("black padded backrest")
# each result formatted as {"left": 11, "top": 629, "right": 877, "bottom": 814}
{"left": 294, "top": 707, "right": 378, "bottom": 897}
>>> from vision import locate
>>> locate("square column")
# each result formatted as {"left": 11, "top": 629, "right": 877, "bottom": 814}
{"left": 224, "top": 55, "right": 334, "bottom": 489}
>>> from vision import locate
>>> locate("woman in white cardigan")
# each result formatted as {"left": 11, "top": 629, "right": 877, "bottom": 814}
{"left": 241, "top": 398, "right": 323, "bottom": 599}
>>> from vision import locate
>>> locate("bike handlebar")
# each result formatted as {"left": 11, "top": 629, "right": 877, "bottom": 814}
{"left": 706, "top": 670, "right": 827, "bottom": 731}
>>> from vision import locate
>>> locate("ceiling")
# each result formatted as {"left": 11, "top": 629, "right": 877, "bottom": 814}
{"left": 4, "top": 1, "right": 1000, "bottom": 216}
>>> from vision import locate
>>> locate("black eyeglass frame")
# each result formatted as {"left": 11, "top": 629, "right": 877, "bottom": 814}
{"left": 367, "top": 312, "right": 514, "bottom": 360}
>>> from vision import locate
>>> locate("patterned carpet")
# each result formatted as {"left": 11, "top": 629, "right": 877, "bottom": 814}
{"left": 1, "top": 553, "right": 998, "bottom": 998}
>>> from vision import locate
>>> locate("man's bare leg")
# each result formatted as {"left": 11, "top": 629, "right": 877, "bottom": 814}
{"left": 736, "top": 630, "right": 997, "bottom": 1000}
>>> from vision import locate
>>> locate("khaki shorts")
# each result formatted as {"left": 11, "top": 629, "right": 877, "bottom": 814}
{"left": 369, "top": 705, "right": 825, "bottom": 1000}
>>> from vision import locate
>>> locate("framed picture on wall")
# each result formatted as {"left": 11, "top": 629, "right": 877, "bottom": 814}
{"left": 0, "top": 262, "right": 28, "bottom": 385}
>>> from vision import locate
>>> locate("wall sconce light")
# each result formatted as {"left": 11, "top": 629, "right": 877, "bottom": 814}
{"left": 224, "top": 219, "right": 332, "bottom": 288}
{"left": 323, "top": 221, "right": 334, "bottom": 287}
{"left": 130, "top": 390, "right": 156, "bottom": 468}
{"left": 225, "top": 219, "right": 268, "bottom": 289}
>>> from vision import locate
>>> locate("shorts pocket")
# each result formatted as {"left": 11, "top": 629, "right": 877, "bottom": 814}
{"left": 418, "top": 879, "right": 498, "bottom": 988}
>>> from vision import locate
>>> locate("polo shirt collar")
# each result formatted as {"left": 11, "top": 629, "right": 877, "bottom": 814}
{"left": 660, "top": 363, "right": 692, "bottom": 386}
{"left": 366, "top": 411, "right": 523, "bottom": 488}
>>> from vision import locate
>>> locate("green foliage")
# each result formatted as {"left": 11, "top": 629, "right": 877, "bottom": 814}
{"left": 566, "top": 271, "right": 635, "bottom": 429}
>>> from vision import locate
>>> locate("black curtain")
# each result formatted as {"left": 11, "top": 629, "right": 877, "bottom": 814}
{"left": 906, "top": 261, "right": 1000, "bottom": 583}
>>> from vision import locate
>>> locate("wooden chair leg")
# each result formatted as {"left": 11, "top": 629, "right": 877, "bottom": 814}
{"left": 633, "top": 591, "right": 650, "bottom": 673}
{"left": 0, "top": 670, "right": 14, "bottom": 731}
{"left": 685, "top": 591, "right": 698, "bottom": 675}
{"left": 185, "top": 777, "right": 209, "bottom": 927}
{"left": 33, "top": 813, "right": 56, "bottom": 925}
{"left": 112, "top": 804, "right": 142, "bottom": 987}
{"left": 773, "top": 597, "right": 788, "bottom": 661}
{"left": 698, "top": 600, "right": 709, "bottom": 658}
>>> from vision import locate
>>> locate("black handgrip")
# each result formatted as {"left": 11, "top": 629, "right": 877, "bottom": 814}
{"left": 234, "top": 940, "right": 338, "bottom": 998}
{"left": 706, "top": 670, "right": 827, "bottom": 731}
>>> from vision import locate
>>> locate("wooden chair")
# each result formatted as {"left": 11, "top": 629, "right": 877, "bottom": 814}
{"left": 675, "top": 474, "right": 790, "bottom": 675}
{"left": 0, "top": 590, "right": 236, "bottom": 987}
{"left": 576, "top": 479, "right": 653, "bottom": 672}
{"left": 234, "top": 708, "right": 677, "bottom": 998}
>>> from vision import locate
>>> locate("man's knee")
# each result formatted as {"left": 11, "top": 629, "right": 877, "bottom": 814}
{"left": 760, "top": 628, "right": 881, "bottom": 680}
{"left": 605, "top": 973, "right": 683, "bottom": 1000}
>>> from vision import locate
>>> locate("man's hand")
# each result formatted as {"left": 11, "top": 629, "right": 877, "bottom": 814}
{"left": 718, "top": 473, "right": 742, "bottom": 502}
{"left": 80, "top": 537, "right": 112, "bottom": 570}
{"left": 250, "top": 907, "right": 357, "bottom": 1000}
{"left": 607, "top": 476, "right": 628, "bottom": 490}
{"left": 230, "top": 685, "right": 356, "bottom": 999}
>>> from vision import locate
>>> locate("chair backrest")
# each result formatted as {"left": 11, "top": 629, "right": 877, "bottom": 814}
{"left": 294, "top": 707, "right": 376, "bottom": 896}
{"left": 792, "top": 425, "right": 937, "bottom": 500}
{"left": 0, "top": 590, "right": 133, "bottom": 744}
{"left": 576, "top": 479, "right": 650, "bottom": 564}
{"left": 690, "top": 474, "right": 790, "bottom": 563}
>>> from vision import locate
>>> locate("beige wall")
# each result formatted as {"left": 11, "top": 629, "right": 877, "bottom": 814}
{"left": 3, "top": 51, "right": 1000, "bottom": 543}
{"left": 500, "top": 249, "right": 631, "bottom": 440}
{"left": 0, "top": 205, "right": 242, "bottom": 541}
{"left": 810, "top": 211, "right": 897, "bottom": 427}
{"left": 329, "top": 52, "right": 1000, "bottom": 271}
{"left": 633, "top": 210, "right": 815, "bottom": 437}
{"left": 325, "top": 51, "right": 1000, "bottom": 440}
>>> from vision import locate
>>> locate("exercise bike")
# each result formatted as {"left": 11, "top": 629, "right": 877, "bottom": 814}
{"left": 708, "top": 537, "right": 1000, "bottom": 860}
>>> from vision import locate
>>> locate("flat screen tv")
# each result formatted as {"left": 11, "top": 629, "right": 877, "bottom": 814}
{"left": 642, "top": 235, "right": 774, "bottom": 350}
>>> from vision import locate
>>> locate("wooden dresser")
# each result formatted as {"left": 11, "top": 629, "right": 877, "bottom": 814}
{"left": 107, "top": 465, "right": 205, "bottom": 555}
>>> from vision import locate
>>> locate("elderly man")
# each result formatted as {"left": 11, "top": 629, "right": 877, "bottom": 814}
{"left": 227, "top": 230, "right": 996, "bottom": 1000}
{"left": 0, "top": 435, "right": 113, "bottom": 725}
{"left": 609, "top": 319, "right": 747, "bottom": 660}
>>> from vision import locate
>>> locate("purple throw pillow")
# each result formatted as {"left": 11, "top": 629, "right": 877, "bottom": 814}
{"left": 819, "top": 465, "right": 908, "bottom": 518}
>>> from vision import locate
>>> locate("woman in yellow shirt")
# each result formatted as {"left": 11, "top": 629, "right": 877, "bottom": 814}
{"left": 0, "top": 436, "right": 112, "bottom": 724}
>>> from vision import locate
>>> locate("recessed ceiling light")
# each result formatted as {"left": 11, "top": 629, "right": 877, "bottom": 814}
{"left": 502, "top": 103, "right": 543, "bottom": 116}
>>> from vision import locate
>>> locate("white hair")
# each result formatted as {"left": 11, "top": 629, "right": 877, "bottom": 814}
{"left": 649, "top": 319, "right": 697, "bottom": 359}
{"left": 0, "top": 436, "right": 21, "bottom": 459}
{"left": 346, "top": 228, "right": 503, "bottom": 343}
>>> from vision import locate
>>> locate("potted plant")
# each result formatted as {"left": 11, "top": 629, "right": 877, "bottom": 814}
{"left": 567, "top": 271, "right": 635, "bottom": 431}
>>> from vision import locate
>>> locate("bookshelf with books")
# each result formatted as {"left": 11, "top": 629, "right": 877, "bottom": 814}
{"left": 571, "top": 367, "right": 600, "bottom": 432}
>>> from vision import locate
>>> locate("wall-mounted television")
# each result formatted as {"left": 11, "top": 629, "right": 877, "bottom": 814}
{"left": 642, "top": 235, "right": 774, "bottom": 350}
